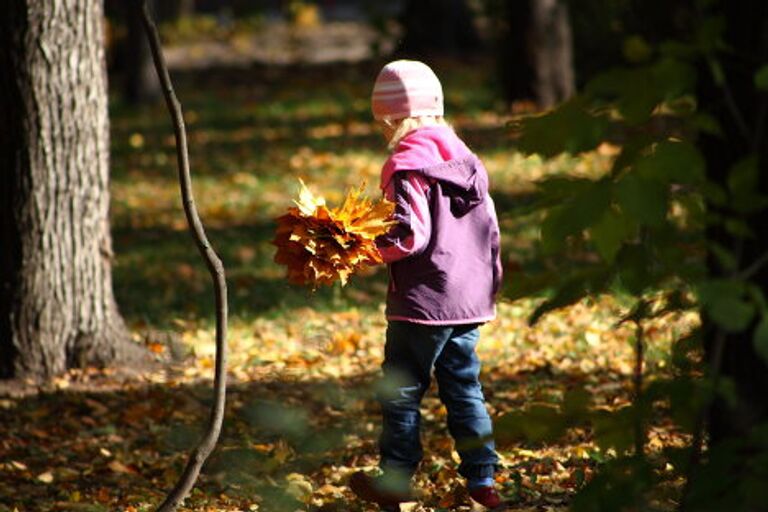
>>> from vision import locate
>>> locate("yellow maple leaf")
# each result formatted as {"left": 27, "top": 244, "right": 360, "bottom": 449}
{"left": 273, "top": 179, "right": 395, "bottom": 288}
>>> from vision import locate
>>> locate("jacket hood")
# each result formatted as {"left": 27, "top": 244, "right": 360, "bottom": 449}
{"left": 380, "top": 125, "right": 488, "bottom": 215}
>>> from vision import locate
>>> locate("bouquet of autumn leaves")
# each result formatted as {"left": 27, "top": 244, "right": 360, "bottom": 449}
{"left": 272, "top": 180, "right": 396, "bottom": 288}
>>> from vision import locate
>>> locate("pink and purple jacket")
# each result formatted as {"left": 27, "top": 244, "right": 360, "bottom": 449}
{"left": 376, "top": 125, "right": 502, "bottom": 325}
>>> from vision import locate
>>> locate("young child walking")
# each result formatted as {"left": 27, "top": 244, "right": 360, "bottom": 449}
{"left": 350, "top": 60, "right": 504, "bottom": 510}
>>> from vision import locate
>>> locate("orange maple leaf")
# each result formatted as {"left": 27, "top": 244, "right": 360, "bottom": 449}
{"left": 272, "top": 179, "right": 395, "bottom": 288}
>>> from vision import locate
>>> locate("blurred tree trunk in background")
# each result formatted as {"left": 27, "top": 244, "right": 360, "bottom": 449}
{"left": 398, "top": 0, "right": 480, "bottom": 56}
{"left": 124, "top": 0, "right": 161, "bottom": 104}
{"left": 0, "top": 0, "right": 144, "bottom": 380}
{"left": 529, "top": 0, "right": 574, "bottom": 108}
{"left": 699, "top": 0, "right": 768, "bottom": 444}
{"left": 496, "top": 0, "right": 534, "bottom": 102}
{"left": 497, "top": 0, "right": 574, "bottom": 109}
{"left": 177, "top": 0, "right": 196, "bottom": 19}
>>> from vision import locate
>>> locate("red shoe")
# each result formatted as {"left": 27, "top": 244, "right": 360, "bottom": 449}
{"left": 468, "top": 486, "right": 504, "bottom": 509}
{"left": 349, "top": 471, "right": 412, "bottom": 509}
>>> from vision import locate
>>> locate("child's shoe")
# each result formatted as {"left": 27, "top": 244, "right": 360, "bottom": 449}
{"left": 468, "top": 485, "right": 504, "bottom": 509}
{"left": 349, "top": 471, "right": 412, "bottom": 509}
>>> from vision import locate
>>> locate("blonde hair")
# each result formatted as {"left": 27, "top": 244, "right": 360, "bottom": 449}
{"left": 383, "top": 115, "right": 451, "bottom": 151}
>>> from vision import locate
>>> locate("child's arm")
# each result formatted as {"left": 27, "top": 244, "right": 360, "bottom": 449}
{"left": 376, "top": 171, "right": 432, "bottom": 263}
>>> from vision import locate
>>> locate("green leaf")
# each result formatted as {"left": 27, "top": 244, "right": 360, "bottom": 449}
{"left": 753, "top": 316, "right": 768, "bottom": 365}
{"left": 651, "top": 58, "right": 697, "bottom": 100}
{"left": 615, "top": 174, "right": 668, "bottom": 227}
{"left": 503, "top": 270, "right": 559, "bottom": 301}
{"left": 528, "top": 279, "right": 587, "bottom": 325}
{"left": 533, "top": 176, "right": 596, "bottom": 207}
{"left": 727, "top": 155, "right": 759, "bottom": 195}
{"left": 708, "top": 242, "right": 738, "bottom": 273}
{"left": 659, "top": 40, "right": 697, "bottom": 60}
{"left": 623, "top": 35, "right": 652, "bottom": 63}
{"left": 540, "top": 180, "right": 612, "bottom": 253}
{"left": 520, "top": 405, "right": 569, "bottom": 443}
{"left": 610, "top": 138, "right": 654, "bottom": 175}
{"left": 529, "top": 267, "right": 612, "bottom": 324}
{"left": 563, "top": 387, "right": 592, "bottom": 418}
{"left": 671, "top": 332, "right": 702, "bottom": 373}
{"left": 589, "top": 209, "right": 636, "bottom": 262}
{"left": 726, "top": 155, "right": 768, "bottom": 214}
{"left": 585, "top": 59, "right": 695, "bottom": 124}
{"left": 691, "top": 112, "right": 724, "bottom": 136}
{"left": 700, "top": 180, "right": 728, "bottom": 206}
{"left": 697, "top": 16, "right": 727, "bottom": 55}
{"left": 724, "top": 217, "right": 755, "bottom": 238}
{"left": 571, "top": 458, "right": 655, "bottom": 512}
{"left": 615, "top": 244, "right": 653, "bottom": 295}
{"left": 716, "top": 376, "right": 739, "bottom": 409}
{"left": 635, "top": 140, "right": 706, "bottom": 184}
{"left": 495, "top": 405, "right": 568, "bottom": 444}
{"left": 620, "top": 78, "right": 662, "bottom": 124}
{"left": 593, "top": 407, "right": 635, "bottom": 454}
{"left": 697, "top": 279, "right": 756, "bottom": 332}
{"left": 516, "top": 99, "right": 609, "bottom": 157}
{"left": 697, "top": 278, "right": 744, "bottom": 304}
{"left": 666, "top": 376, "right": 706, "bottom": 431}
{"left": 754, "top": 64, "right": 768, "bottom": 91}
{"left": 746, "top": 283, "right": 768, "bottom": 314}
{"left": 586, "top": 67, "right": 658, "bottom": 124}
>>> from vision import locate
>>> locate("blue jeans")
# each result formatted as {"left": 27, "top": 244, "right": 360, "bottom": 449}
{"left": 378, "top": 321, "right": 499, "bottom": 486}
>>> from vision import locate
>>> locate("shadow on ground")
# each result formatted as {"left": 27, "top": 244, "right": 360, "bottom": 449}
{"left": 0, "top": 361, "right": 639, "bottom": 511}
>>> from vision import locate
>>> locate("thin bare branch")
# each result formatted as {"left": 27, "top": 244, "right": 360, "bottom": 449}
{"left": 739, "top": 249, "right": 768, "bottom": 281}
{"left": 136, "top": 2, "right": 229, "bottom": 511}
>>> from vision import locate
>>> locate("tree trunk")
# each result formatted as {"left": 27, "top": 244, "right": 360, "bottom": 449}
{"left": 529, "top": 0, "right": 575, "bottom": 109}
{"left": 124, "top": 0, "right": 161, "bottom": 104}
{"left": 497, "top": 0, "right": 535, "bottom": 103}
{"left": 497, "top": 0, "right": 575, "bottom": 109}
{"left": 0, "top": 0, "right": 144, "bottom": 380}
{"left": 176, "top": 0, "right": 195, "bottom": 19}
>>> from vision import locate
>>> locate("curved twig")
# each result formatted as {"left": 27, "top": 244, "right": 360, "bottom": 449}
{"left": 137, "top": 2, "right": 229, "bottom": 511}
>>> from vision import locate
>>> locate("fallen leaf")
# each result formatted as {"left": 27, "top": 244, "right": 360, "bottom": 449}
{"left": 286, "top": 472, "right": 314, "bottom": 502}
{"left": 11, "top": 460, "right": 28, "bottom": 471}
{"left": 108, "top": 460, "right": 135, "bottom": 474}
{"left": 148, "top": 342, "right": 166, "bottom": 354}
{"left": 37, "top": 471, "right": 54, "bottom": 483}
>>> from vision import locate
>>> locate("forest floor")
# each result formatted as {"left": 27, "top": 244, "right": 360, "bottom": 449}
{"left": 0, "top": 59, "right": 697, "bottom": 511}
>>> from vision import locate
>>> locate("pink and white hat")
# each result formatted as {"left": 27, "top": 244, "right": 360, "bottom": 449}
{"left": 371, "top": 60, "right": 444, "bottom": 121}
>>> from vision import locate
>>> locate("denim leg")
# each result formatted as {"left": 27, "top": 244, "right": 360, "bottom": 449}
{"left": 434, "top": 325, "right": 499, "bottom": 482}
{"left": 378, "top": 322, "right": 451, "bottom": 478}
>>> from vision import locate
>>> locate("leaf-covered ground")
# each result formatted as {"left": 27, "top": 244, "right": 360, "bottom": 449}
{"left": 0, "top": 59, "right": 697, "bottom": 511}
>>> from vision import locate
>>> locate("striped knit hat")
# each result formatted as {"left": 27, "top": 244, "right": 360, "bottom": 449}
{"left": 371, "top": 60, "right": 444, "bottom": 121}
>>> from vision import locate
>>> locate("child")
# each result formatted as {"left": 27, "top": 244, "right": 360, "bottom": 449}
{"left": 350, "top": 60, "right": 504, "bottom": 510}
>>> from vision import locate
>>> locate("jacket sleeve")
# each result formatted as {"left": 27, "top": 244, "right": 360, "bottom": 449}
{"left": 376, "top": 171, "right": 432, "bottom": 264}
{"left": 488, "top": 195, "right": 503, "bottom": 295}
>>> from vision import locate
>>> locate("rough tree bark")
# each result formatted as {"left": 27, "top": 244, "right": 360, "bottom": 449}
{"left": 0, "top": 0, "right": 144, "bottom": 380}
